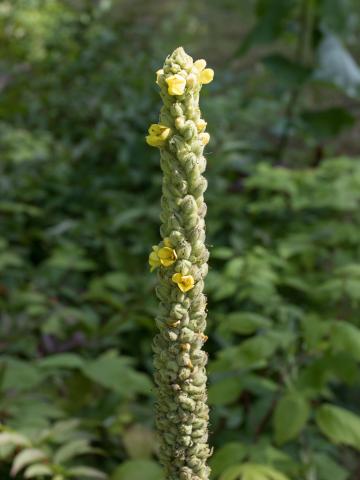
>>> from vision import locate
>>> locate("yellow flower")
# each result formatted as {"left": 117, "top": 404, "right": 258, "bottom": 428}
{"left": 146, "top": 124, "right": 171, "bottom": 148}
{"left": 158, "top": 246, "right": 177, "bottom": 267}
{"left": 199, "top": 132, "right": 210, "bottom": 145}
{"left": 156, "top": 69, "right": 163, "bottom": 85}
{"left": 196, "top": 119, "right": 207, "bottom": 133}
{"left": 166, "top": 74, "right": 186, "bottom": 95}
{"left": 194, "top": 59, "right": 207, "bottom": 72}
{"left": 199, "top": 68, "right": 214, "bottom": 85}
{"left": 172, "top": 273, "right": 195, "bottom": 293}
{"left": 149, "top": 246, "right": 161, "bottom": 271}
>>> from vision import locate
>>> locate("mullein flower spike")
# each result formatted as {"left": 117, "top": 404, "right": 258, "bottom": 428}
{"left": 147, "top": 47, "right": 213, "bottom": 480}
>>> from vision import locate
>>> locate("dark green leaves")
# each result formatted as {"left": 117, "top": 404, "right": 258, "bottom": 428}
{"left": 262, "top": 54, "right": 312, "bottom": 87}
{"left": 316, "top": 404, "right": 360, "bottom": 450}
{"left": 301, "top": 107, "right": 355, "bottom": 140}
{"left": 273, "top": 392, "right": 310, "bottom": 444}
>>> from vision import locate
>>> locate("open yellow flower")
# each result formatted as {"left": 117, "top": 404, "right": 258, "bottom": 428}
{"left": 149, "top": 246, "right": 161, "bottom": 271}
{"left": 146, "top": 124, "right": 171, "bottom": 148}
{"left": 199, "top": 68, "right": 214, "bottom": 85}
{"left": 166, "top": 74, "right": 186, "bottom": 95}
{"left": 172, "top": 273, "right": 195, "bottom": 292}
{"left": 158, "top": 246, "right": 177, "bottom": 267}
{"left": 194, "top": 59, "right": 207, "bottom": 72}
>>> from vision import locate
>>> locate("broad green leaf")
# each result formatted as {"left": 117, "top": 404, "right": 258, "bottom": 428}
{"left": 54, "top": 438, "right": 94, "bottom": 464}
{"left": 24, "top": 464, "right": 52, "bottom": 478}
{"left": 11, "top": 448, "right": 48, "bottom": 476}
{"left": 83, "top": 351, "right": 152, "bottom": 396}
{"left": 208, "top": 377, "right": 243, "bottom": 406}
{"left": 330, "top": 322, "right": 360, "bottom": 360}
{"left": 262, "top": 54, "right": 311, "bottom": 86}
{"left": 273, "top": 392, "right": 309, "bottom": 444}
{"left": 0, "top": 432, "right": 31, "bottom": 447}
{"left": 218, "top": 312, "right": 271, "bottom": 335}
{"left": 3, "top": 358, "right": 42, "bottom": 390}
{"left": 111, "top": 459, "right": 164, "bottom": 480}
{"left": 220, "top": 462, "right": 289, "bottom": 480}
{"left": 210, "top": 442, "right": 248, "bottom": 477}
{"left": 68, "top": 466, "right": 107, "bottom": 479}
{"left": 301, "top": 107, "right": 355, "bottom": 139}
{"left": 37, "top": 353, "right": 85, "bottom": 370}
{"left": 316, "top": 404, "right": 360, "bottom": 450}
{"left": 237, "top": 0, "right": 295, "bottom": 55}
{"left": 314, "top": 453, "right": 348, "bottom": 480}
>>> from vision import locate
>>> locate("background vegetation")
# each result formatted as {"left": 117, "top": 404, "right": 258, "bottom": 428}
{"left": 1, "top": 0, "right": 360, "bottom": 479}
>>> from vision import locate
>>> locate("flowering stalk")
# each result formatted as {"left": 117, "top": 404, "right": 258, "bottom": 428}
{"left": 147, "top": 47, "right": 213, "bottom": 480}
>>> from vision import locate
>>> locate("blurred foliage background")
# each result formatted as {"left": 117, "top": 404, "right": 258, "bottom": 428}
{"left": 1, "top": 0, "right": 360, "bottom": 479}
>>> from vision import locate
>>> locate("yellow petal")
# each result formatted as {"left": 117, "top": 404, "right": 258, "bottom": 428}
{"left": 172, "top": 273, "right": 183, "bottom": 283}
{"left": 146, "top": 124, "right": 171, "bottom": 148}
{"left": 166, "top": 74, "right": 186, "bottom": 96}
{"left": 199, "top": 68, "right": 214, "bottom": 84}
{"left": 158, "top": 247, "right": 177, "bottom": 267}
{"left": 196, "top": 119, "right": 207, "bottom": 133}
{"left": 146, "top": 135, "right": 165, "bottom": 148}
{"left": 172, "top": 273, "right": 194, "bottom": 292}
{"left": 194, "top": 59, "right": 206, "bottom": 72}
{"left": 149, "top": 251, "right": 161, "bottom": 271}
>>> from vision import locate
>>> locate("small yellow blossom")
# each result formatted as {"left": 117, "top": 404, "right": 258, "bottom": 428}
{"left": 199, "top": 68, "right": 214, "bottom": 85}
{"left": 199, "top": 132, "right": 210, "bottom": 145}
{"left": 194, "top": 59, "right": 207, "bottom": 72}
{"left": 166, "top": 74, "right": 186, "bottom": 95}
{"left": 156, "top": 69, "right": 164, "bottom": 84}
{"left": 196, "top": 119, "right": 207, "bottom": 133}
{"left": 158, "top": 246, "right": 177, "bottom": 267}
{"left": 172, "top": 273, "right": 195, "bottom": 292}
{"left": 146, "top": 124, "right": 171, "bottom": 148}
{"left": 149, "top": 246, "right": 161, "bottom": 271}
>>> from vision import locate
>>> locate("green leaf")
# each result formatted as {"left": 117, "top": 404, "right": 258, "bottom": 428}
{"left": 273, "top": 392, "right": 309, "bottom": 444}
{"left": 316, "top": 404, "right": 360, "bottom": 450}
{"left": 301, "top": 107, "right": 355, "bottom": 139}
{"left": 2, "top": 358, "right": 42, "bottom": 390}
{"left": 83, "top": 351, "right": 152, "bottom": 397}
{"left": 37, "top": 353, "right": 85, "bottom": 370}
{"left": 68, "top": 466, "right": 107, "bottom": 479}
{"left": 218, "top": 312, "right": 271, "bottom": 335}
{"left": 330, "top": 322, "right": 360, "bottom": 360}
{"left": 262, "top": 54, "right": 311, "bottom": 86}
{"left": 209, "top": 442, "right": 248, "bottom": 477}
{"left": 237, "top": 0, "right": 295, "bottom": 55}
{"left": 54, "top": 438, "right": 94, "bottom": 464}
{"left": 208, "top": 377, "right": 243, "bottom": 406}
{"left": 111, "top": 459, "right": 164, "bottom": 480}
{"left": 0, "top": 432, "right": 31, "bottom": 448}
{"left": 314, "top": 453, "right": 348, "bottom": 480}
{"left": 220, "top": 463, "right": 289, "bottom": 480}
{"left": 11, "top": 448, "right": 48, "bottom": 476}
{"left": 24, "top": 464, "right": 52, "bottom": 478}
